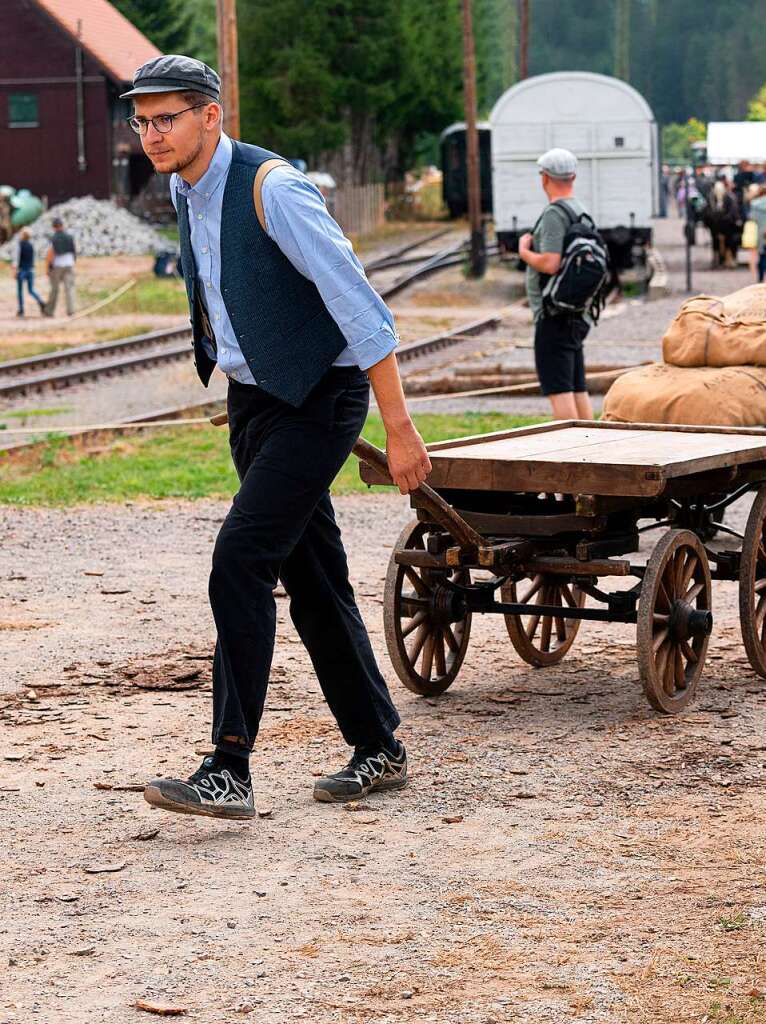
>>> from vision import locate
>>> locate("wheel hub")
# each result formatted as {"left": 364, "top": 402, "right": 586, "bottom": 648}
{"left": 430, "top": 583, "right": 466, "bottom": 625}
{"left": 669, "top": 599, "right": 713, "bottom": 642}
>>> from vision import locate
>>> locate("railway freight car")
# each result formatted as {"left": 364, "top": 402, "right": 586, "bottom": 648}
{"left": 440, "top": 122, "right": 493, "bottom": 219}
{"left": 490, "top": 72, "right": 659, "bottom": 274}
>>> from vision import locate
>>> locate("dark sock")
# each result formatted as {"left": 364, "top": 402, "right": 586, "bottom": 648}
{"left": 213, "top": 746, "right": 250, "bottom": 780}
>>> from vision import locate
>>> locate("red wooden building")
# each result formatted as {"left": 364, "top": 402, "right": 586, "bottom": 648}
{"left": 0, "top": 0, "right": 166, "bottom": 211}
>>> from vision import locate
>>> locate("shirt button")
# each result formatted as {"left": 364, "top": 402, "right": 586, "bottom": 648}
{"left": 201, "top": 247, "right": 208, "bottom": 254}
{"left": 207, "top": 280, "right": 212, "bottom": 287}
{"left": 215, "top": 312, "right": 220, "bottom": 320}
{"left": 197, "top": 213, "right": 203, "bottom": 220}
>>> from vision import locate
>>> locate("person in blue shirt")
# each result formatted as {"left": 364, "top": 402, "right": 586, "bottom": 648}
{"left": 13, "top": 229, "right": 46, "bottom": 318}
{"left": 122, "top": 55, "right": 431, "bottom": 821}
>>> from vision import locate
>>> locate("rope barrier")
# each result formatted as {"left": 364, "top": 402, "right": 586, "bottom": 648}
{"left": 68, "top": 278, "right": 138, "bottom": 321}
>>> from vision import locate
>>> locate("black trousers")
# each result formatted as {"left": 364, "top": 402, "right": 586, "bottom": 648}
{"left": 209, "top": 367, "right": 401, "bottom": 753}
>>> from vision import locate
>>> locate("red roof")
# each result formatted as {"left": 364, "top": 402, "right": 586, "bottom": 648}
{"left": 33, "top": 0, "right": 162, "bottom": 84}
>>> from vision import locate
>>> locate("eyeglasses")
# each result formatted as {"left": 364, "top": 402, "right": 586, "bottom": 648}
{"left": 127, "top": 104, "right": 208, "bottom": 136}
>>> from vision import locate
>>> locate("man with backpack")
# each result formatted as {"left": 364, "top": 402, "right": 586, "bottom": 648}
{"left": 519, "top": 148, "right": 608, "bottom": 420}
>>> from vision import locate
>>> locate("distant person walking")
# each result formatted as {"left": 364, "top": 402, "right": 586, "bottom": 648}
{"left": 749, "top": 184, "right": 766, "bottom": 283}
{"left": 13, "top": 229, "right": 45, "bottom": 317}
{"left": 45, "top": 217, "right": 76, "bottom": 316}
{"left": 518, "top": 148, "right": 595, "bottom": 421}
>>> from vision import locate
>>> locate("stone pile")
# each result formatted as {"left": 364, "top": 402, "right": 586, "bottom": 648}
{"left": 0, "top": 196, "right": 167, "bottom": 260}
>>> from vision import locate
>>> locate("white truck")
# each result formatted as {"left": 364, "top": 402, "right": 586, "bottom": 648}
{"left": 490, "top": 71, "right": 659, "bottom": 271}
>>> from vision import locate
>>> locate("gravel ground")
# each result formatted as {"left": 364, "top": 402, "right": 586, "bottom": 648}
{"left": 3, "top": 492, "right": 766, "bottom": 1023}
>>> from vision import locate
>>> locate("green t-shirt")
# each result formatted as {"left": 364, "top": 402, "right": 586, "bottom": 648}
{"left": 526, "top": 197, "right": 589, "bottom": 322}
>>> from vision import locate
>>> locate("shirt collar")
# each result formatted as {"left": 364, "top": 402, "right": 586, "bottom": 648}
{"left": 176, "top": 132, "right": 233, "bottom": 200}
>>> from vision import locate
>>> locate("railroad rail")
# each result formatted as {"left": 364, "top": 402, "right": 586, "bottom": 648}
{"left": 0, "top": 307, "right": 513, "bottom": 457}
{"left": 0, "top": 232, "right": 500, "bottom": 401}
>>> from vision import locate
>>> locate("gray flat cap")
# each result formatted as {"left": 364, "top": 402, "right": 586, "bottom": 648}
{"left": 120, "top": 55, "right": 221, "bottom": 101}
{"left": 537, "top": 147, "right": 578, "bottom": 179}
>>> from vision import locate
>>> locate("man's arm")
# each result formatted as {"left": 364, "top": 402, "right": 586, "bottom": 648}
{"left": 518, "top": 206, "right": 568, "bottom": 275}
{"left": 262, "top": 168, "right": 431, "bottom": 493}
{"left": 366, "top": 352, "right": 431, "bottom": 494}
{"left": 518, "top": 241, "right": 561, "bottom": 275}
{"left": 46, "top": 245, "right": 54, "bottom": 273}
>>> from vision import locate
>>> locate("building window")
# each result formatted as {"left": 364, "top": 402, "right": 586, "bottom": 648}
{"left": 9, "top": 93, "right": 39, "bottom": 128}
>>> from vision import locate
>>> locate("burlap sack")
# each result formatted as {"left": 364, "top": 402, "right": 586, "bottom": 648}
{"left": 602, "top": 362, "right": 766, "bottom": 426}
{"left": 662, "top": 284, "right": 766, "bottom": 367}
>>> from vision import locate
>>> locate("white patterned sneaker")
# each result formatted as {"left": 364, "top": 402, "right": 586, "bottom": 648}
{"left": 144, "top": 755, "right": 256, "bottom": 820}
{"left": 313, "top": 740, "right": 407, "bottom": 803}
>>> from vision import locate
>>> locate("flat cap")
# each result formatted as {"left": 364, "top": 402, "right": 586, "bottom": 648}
{"left": 537, "top": 147, "right": 578, "bottom": 179}
{"left": 120, "top": 54, "right": 221, "bottom": 101}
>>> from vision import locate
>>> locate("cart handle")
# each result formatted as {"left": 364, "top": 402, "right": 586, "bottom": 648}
{"left": 210, "top": 413, "right": 483, "bottom": 554}
{"left": 352, "top": 438, "right": 484, "bottom": 552}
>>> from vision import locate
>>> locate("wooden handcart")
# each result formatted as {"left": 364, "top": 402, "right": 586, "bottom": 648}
{"left": 354, "top": 421, "right": 766, "bottom": 714}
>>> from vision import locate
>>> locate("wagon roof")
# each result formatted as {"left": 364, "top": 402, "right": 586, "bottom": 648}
{"left": 32, "top": 0, "right": 161, "bottom": 85}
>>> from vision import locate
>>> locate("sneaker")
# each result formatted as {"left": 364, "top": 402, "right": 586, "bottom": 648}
{"left": 144, "top": 754, "right": 255, "bottom": 820}
{"left": 313, "top": 740, "right": 407, "bottom": 803}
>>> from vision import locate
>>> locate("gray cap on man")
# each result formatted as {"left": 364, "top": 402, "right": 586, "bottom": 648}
{"left": 537, "top": 148, "right": 577, "bottom": 180}
{"left": 120, "top": 55, "right": 221, "bottom": 101}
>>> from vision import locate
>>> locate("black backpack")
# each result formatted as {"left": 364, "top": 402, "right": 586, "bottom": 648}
{"left": 538, "top": 200, "right": 610, "bottom": 323}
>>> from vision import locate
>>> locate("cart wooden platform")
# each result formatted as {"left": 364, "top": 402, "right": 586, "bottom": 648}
{"left": 354, "top": 420, "right": 766, "bottom": 713}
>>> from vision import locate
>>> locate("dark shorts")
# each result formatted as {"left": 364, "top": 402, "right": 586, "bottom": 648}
{"left": 534, "top": 315, "right": 590, "bottom": 396}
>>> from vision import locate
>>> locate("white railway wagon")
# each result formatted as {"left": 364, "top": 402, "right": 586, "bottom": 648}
{"left": 490, "top": 71, "right": 659, "bottom": 264}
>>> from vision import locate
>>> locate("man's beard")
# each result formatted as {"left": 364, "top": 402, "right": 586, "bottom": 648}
{"left": 153, "top": 131, "right": 205, "bottom": 176}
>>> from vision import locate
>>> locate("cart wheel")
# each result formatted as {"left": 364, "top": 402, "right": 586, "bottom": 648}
{"left": 739, "top": 488, "right": 766, "bottom": 677}
{"left": 637, "top": 529, "right": 712, "bottom": 714}
{"left": 383, "top": 520, "right": 471, "bottom": 696}
{"left": 501, "top": 575, "right": 586, "bottom": 667}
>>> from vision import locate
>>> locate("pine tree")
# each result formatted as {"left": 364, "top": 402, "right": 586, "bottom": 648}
{"left": 111, "top": 0, "right": 193, "bottom": 54}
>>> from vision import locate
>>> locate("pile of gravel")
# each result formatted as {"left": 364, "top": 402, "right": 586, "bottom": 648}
{"left": 0, "top": 196, "right": 167, "bottom": 260}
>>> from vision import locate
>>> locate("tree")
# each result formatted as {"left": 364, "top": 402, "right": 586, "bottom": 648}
{"left": 111, "top": 0, "right": 192, "bottom": 54}
{"left": 186, "top": 0, "right": 217, "bottom": 67}
{"left": 662, "top": 118, "right": 706, "bottom": 164}
{"left": 748, "top": 84, "right": 766, "bottom": 121}
{"left": 237, "top": 0, "right": 464, "bottom": 182}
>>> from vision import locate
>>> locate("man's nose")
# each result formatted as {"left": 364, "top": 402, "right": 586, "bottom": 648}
{"left": 144, "top": 121, "right": 164, "bottom": 144}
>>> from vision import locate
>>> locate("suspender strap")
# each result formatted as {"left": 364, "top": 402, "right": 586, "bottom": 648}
{"left": 253, "top": 158, "right": 290, "bottom": 231}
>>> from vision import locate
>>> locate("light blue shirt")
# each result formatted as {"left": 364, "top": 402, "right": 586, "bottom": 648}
{"left": 170, "top": 133, "right": 398, "bottom": 383}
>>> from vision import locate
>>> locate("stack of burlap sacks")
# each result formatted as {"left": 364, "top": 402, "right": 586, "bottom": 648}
{"left": 603, "top": 284, "right": 766, "bottom": 426}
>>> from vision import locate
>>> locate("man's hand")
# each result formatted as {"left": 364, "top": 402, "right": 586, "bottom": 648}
{"left": 385, "top": 419, "right": 431, "bottom": 495}
{"left": 518, "top": 232, "right": 533, "bottom": 257}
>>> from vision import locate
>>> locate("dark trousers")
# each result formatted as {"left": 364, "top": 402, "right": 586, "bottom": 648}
{"left": 759, "top": 251, "right": 766, "bottom": 283}
{"left": 209, "top": 367, "right": 401, "bottom": 753}
{"left": 16, "top": 269, "right": 43, "bottom": 313}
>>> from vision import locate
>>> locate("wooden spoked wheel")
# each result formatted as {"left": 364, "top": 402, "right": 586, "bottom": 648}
{"left": 383, "top": 520, "right": 472, "bottom": 696}
{"left": 501, "top": 575, "right": 586, "bottom": 667}
{"left": 637, "top": 530, "right": 712, "bottom": 714}
{"left": 739, "top": 488, "right": 766, "bottom": 677}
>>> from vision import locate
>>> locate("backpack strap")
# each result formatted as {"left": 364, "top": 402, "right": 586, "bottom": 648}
{"left": 552, "top": 198, "right": 594, "bottom": 229}
{"left": 253, "top": 158, "right": 290, "bottom": 232}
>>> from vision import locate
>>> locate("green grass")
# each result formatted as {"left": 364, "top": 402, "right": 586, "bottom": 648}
{"left": 79, "top": 275, "right": 188, "bottom": 316}
{"left": 0, "top": 411, "right": 545, "bottom": 506}
{"left": 2, "top": 406, "right": 73, "bottom": 420}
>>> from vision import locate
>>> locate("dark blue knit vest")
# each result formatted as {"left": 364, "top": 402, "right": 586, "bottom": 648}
{"left": 176, "top": 140, "right": 348, "bottom": 407}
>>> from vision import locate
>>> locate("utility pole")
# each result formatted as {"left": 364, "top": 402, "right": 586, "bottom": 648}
{"left": 217, "top": 0, "right": 240, "bottom": 139}
{"left": 615, "top": 0, "right": 630, "bottom": 81}
{"left": 462, "top": 0, "right": 485, "bottom": 277}
{"left": 518, "top": 0, "right": 529, "bottom": 80}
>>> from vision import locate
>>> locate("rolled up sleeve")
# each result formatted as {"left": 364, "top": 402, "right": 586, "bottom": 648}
{"left": 263, "top": 169, "right": 398, "bottom": 370}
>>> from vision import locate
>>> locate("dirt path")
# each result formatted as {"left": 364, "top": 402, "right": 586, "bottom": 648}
{"left": 2, "top": 493, "right": 766, "bottom": 1023}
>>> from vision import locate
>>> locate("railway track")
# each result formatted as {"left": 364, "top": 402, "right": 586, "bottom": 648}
{"left": 0, "top": 306, "right": 511, "bottom": 457}
{"left": 0, "top": 231, "right": 498, "bottom": 402}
